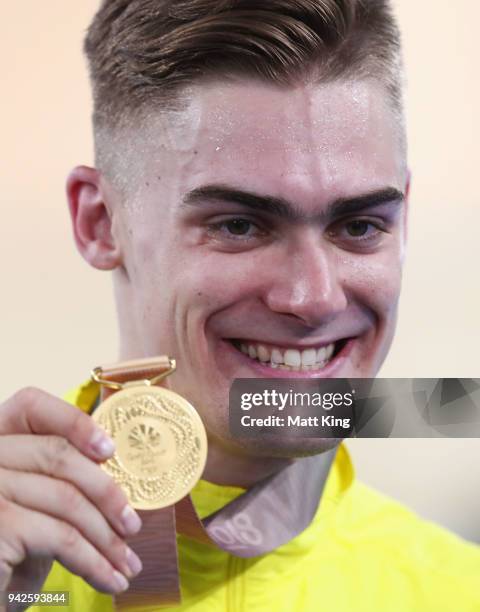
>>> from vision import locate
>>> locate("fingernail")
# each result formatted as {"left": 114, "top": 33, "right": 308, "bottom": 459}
{"left": 90, "top": 429, "right": 115, "bottom": 458}
{"left": 112, "top": 570, "right": 129, "bottom": 593}
{"left": 121, "top": 505, "right": 142, "bottom": 535}
{"left": 126, "top": 548, "right": 143, "bottom": 577}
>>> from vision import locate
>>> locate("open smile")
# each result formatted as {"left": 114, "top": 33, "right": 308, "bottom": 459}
{"left": 226, "top": 338, "right": 353, "bottom": 376}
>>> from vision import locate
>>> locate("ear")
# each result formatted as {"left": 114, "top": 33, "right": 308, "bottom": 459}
{"left": 66, "top": 166, "right": 122, "bottom": 271}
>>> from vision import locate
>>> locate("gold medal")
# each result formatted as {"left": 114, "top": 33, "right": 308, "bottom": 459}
{"left": 91, "top": 360, "right": 208, "bottom": 510}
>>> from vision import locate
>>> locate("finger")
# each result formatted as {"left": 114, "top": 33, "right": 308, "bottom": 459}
{"left": 0, "top": 500, "right": 130, "bottom": 595}
{"left": 0, "top": 469, "right": 142, "bottom": 581}
{"left": 0, "top": 436, "right": 142, "bottom": 538}
{"left": 0, "top": 387, "right": 114, "bottom": 461}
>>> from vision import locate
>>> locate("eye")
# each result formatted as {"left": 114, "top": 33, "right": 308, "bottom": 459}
{"left": 224, "top": 219, "right": 253, "bottom": 236}
{"left": 345, "top": 220, "right": 371, "bottom": 237}
{"left": 326, "top": 216, "right": 389, "bottom": 252}
{"left": 208, "top": 217, "right": 264, "bottom": 241}
{"left": 204, "top": 215, "right": 270, "bottom": 251}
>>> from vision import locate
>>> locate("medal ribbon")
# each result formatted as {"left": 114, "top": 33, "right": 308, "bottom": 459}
{"left": 93, "top": 358, "right": 336, "bottom": 611}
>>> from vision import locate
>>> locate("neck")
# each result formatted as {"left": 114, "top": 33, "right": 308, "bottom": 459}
{"left": 202, "top": 436, "right": 296, "bottom": 489}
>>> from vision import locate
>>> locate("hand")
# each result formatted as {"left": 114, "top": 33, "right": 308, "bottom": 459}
{"left": 0, "top": 387, "right": 143, "bottom": 610}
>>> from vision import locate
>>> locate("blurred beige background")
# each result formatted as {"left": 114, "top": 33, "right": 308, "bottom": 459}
{"left": 1, "top": 2, "right": 479, "bottom": 541}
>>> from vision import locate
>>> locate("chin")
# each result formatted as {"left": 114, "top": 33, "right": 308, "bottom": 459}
{"left": 226, "top": 435, "right": 343, "bottom": 459}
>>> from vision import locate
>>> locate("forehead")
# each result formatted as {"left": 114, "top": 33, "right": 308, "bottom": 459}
{"left": 183, "top": 78, "right": 386, "bottom": 150}
{"left": 131, "top": 78, "right": 405, "bottom": 208}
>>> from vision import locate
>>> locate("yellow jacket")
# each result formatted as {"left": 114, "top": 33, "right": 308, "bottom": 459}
{"left": 31, "top": 381, "right": 480, "bottom": 611}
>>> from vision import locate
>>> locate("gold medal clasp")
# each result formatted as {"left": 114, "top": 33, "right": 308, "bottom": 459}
{"left": 91, "top": 357, "right": 177, "bottom": 391}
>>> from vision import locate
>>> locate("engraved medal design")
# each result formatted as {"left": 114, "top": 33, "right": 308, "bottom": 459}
{"left": 93, "top": 386, "right": 208, "bottom": 510}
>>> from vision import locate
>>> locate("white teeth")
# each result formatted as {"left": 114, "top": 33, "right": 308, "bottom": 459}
{"left": 317, "top": 346, "right": 327, "bottom": 362}
{"left": 257, "top": 345, "right": 270, "bottom": 362}
{"left": 271, "top": 348, "right": 283, "bottom": 364}
{"left": 301, "top": 348, "right": 316, "bottom": 366}
{"left": 237, "top": 341, "right": 337, "bottom": 371}
{"left": 284, "top": 349, "right": 301, "bottom": 367}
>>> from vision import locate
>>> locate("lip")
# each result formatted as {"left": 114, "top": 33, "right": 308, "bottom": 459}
{"left": 221, "top": 337, "right": 356, "bottom": 379}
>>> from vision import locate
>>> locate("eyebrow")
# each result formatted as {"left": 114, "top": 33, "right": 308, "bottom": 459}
{"left": 182, "top": 184, "right": 404, "bottom": 221}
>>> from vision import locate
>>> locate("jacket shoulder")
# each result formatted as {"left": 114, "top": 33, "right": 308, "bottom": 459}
{"left": 338, "top": 480, "right": 480, "bottom": 590}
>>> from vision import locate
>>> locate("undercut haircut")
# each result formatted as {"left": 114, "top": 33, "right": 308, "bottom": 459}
{"left": 85, "top": 0, "right": 404, "bottom": 169}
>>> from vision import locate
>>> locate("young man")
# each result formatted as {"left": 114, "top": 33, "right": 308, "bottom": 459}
{"left": 1, "top": 1, "right": 479, "bottom": 610}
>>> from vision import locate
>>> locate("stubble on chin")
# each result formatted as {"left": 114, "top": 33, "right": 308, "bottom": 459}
{"left": 224, "top": 435, "right": 342, "bottom": 459}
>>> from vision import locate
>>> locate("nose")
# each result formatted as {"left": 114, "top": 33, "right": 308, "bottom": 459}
{"left": 263, "top": 235, "right": 348, "bottom": 328}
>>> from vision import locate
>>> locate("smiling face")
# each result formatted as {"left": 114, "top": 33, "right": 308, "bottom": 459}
{"left": 96, "top": 77, "right": 407, "bottom": 465}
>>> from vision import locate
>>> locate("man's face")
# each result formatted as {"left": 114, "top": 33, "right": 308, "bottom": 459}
{"left": 107, "top": 78, "right": 407, "bottom": 456}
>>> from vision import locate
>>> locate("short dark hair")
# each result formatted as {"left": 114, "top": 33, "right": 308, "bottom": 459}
{"left": 85, "top": 0, "right": 404, "bottom": 165}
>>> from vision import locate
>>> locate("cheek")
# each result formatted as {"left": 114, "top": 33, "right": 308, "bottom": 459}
{"left": 119, "top": 219, "right": 178, "bottom": 339}
{"left": 176, "top": 251, "right": 262, "bottom": 316}
{"left": 340, "top": 251, "right": 403, "bottom": 318}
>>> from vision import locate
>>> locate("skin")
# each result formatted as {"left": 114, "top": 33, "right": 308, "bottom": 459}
{"left": 0, "top": 76, "right": 408, "bottom": 601}
{"left": 69, "top": 77, "right": 409, "bottom": 485}
{"left": 0, "top": 389, "right": 143, "bottom": 601}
